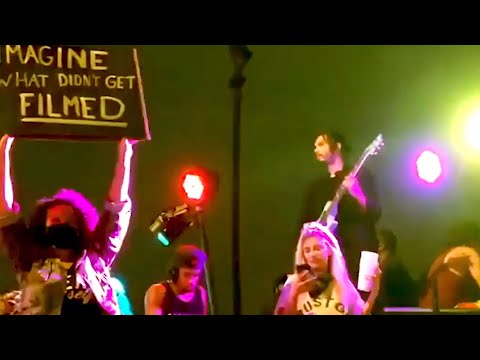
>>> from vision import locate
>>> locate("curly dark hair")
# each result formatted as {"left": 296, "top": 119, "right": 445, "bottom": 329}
{"left": 1, "top": 188, "right": 101, "bottom": 273}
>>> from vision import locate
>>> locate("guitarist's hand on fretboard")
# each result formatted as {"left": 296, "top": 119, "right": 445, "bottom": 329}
{"left": 342, "top": 175, "right": 359, "bottom": 196}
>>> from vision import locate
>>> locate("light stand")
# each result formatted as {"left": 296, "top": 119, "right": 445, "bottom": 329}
{"left": 195, "top": 206, "right": 216, "bottom": 315}
{"left": 229, "top": 45, "right": 252, "bottom": 316}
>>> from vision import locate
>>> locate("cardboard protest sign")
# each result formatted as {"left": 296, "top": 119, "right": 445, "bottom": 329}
{"left": 0, "top": 45, "right": 151, "bottom": 141}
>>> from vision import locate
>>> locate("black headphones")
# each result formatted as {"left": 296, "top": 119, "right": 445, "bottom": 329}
{"left": 169, "top": 266, "right": 180, "bottom": 283}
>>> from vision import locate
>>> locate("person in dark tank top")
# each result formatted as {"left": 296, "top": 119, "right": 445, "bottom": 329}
{"left": 144, "top": 244, "right": 208, "bottom": 315}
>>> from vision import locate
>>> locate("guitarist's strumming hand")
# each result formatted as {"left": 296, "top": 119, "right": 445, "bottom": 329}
{"left": 342, "top": 175, "right": 367, "bottom": 208}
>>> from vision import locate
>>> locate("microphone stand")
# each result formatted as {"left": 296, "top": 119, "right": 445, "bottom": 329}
{"left": 228, "top": 45, "right": 252, "bottom": 316}
{"left": 195, "top": 207, "right": 216, "bottom": 315}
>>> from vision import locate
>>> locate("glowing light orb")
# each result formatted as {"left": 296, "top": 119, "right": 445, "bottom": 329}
{"left": 416, "top": 150, "right": 442, "bottom": 184}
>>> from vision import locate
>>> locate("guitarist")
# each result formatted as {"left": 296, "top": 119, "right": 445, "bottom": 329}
{"left": 299, "top": 131, "right": 381, "bottom": 300}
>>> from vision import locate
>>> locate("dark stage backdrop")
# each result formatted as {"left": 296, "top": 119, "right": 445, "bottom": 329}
{"left": 1, "top": 45, "right": 479, "bottom": 314}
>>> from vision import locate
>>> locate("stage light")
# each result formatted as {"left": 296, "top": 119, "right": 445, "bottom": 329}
{"left": 465, "top": 112, "right": 480, "bottom": 151}
{"left": 416, "top": 150, "right": 442, "bottom": 184}
{"left": 183, "top": 174, "right": 205, "bottom": 201}
{"left": 180, "top": 167, "right": 219, "bottom": 207}
{"left": 157, "top": 232, "right": 170, "bottom": 246}
{"left": 149, "top": 204, "right": 195, "bottom": 247}
{"left": 451, "top": 97, "right": 480, "bottom": 156}
{"left": 149, "top": 167, "right": 218, "bottom": 247}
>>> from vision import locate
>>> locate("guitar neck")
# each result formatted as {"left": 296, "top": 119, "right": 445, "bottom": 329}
{"left": 332, "top": 184, "right": 347, "bottom": 205}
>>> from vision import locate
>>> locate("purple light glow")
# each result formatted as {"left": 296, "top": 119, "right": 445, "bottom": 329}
{"left": 416, "top": 150, "right": 442, "bottom": 184}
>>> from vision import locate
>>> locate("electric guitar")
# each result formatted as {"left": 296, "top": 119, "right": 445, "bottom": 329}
{"left": 318, "top": 134, "right": 384, "bottom": 232}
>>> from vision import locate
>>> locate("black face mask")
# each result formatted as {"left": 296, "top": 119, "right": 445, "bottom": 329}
{"left": 45, "top": 223, "right": 82, "bottom": 251}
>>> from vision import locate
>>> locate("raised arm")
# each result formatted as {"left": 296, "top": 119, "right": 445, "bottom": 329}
{"left": 0, "top": 135, "right": 18, "bottom": 219}
{"left": 93, "top": 139, "right": 135, "bottom": 267}
{"left": 0, "top": 135, "right": 30, "bottom": 273}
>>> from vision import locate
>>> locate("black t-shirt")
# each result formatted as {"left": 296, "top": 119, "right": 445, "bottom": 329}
{"left": 299, "top": 167, "right": 381, "bottom": 280}
{"left": 60, "top": 265, "right": 106, "bottom": 315}
{"left": 160, "top": 281, "right": 205, "bottom": 315}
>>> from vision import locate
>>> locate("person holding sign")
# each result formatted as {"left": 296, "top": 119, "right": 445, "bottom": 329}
{"left": 274, "top": 222, "right": 381, "bottom": 315}
{"left": 0, "top": 134, "right": 136, "bottom": 315}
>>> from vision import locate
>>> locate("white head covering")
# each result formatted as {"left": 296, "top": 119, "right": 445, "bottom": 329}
{"left": 294, "top": 222, "right": 343, "bottom": 272}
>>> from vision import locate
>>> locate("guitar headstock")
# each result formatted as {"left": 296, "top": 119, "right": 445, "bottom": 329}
{"left": 348, "top": 133, "right": 385, "bottom": 178}
{"left": 365, "top": 134, "right": 384, "bottom": 157}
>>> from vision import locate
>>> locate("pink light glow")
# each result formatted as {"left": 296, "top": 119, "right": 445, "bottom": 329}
{"left": 416, "top": 150, "right": 442, "bottom": 184}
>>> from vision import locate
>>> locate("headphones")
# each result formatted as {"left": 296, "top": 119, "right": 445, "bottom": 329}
{"left": 169, "top": 266, "right": 180, "bottom": 283}
{"left": 168, "top": 266, "right": 206, "bottom": 284}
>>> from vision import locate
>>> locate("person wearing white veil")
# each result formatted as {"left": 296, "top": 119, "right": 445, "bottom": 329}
{"left": 274, "top": 222, "right": 381, "bottom": 315}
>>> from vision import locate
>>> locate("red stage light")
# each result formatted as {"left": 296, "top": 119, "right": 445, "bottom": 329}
{"left": 180, "top": 167, "right": 219, "bottom": 206}
{"left": 182, "top": 174, "right": 205, "bottom": 200}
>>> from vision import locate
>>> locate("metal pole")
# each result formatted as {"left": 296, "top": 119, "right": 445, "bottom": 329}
{"left": 196, "top": 208, "right": 215, "bottom": 315}
{"left": 228, "top": 45, "right": 252, "bottom": 315}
